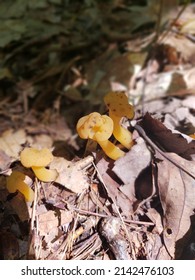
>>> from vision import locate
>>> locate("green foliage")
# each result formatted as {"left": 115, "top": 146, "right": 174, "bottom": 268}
{"left": 0, "top": 0, "right": 192, "bottom": 81}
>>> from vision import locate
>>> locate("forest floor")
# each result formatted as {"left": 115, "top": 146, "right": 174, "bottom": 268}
{"left": 1, "top": 1, "right": 195, "bottom": 260}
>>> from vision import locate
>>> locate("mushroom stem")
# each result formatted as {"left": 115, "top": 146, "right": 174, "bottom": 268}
{"left": 16, "top": 182, "right": 35, "bottom": 202}
{"left": 98, "top": 140, "right": 125, "bottom": 160}
{"left": 6, "top": 171, "right": 35, "bottom": 202}
{"left": 110, "top": 112, "right": 133, "bottom": 149}
{"left": 32, "top": 166, "right": 58, "bottom": 182}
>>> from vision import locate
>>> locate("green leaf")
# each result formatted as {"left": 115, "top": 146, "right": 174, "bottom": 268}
{"left": 0, "top": 20, "right": 26, "bottom": 47}
{"left": 28, "top": 0, "right": 48, "bottom": 9}
{"left": 0, "top": 0, "right": 28, "bottom": 19}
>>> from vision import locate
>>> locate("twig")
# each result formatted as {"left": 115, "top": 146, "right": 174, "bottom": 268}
{"left": 72, "top": 207, "right": 154, "bottom": 227}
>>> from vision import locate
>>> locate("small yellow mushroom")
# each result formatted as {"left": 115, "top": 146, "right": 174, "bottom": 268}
{"left": 6, "top": 170, "right": 35, "bottom": 202}
{"left": 104, "top": 91, "right": 134, "bottom": 149}
{"left": 20, "top": 147, "right": 58, "bottom": 182}
{"left": 76, "top": 112, "right": 125, "bottom": 160}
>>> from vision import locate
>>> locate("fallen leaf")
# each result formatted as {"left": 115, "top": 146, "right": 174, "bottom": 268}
{"left": 50, "top": 156, "right": 93, "bottom": 193}
{"left": 157, "top": 151, "right": 195, "bottom": 258}
{"left": 146, "top": 208, "right": 163, "bottom": 235}
{"left": 96, "top": 155, "right": 134, "bottom": 216}
{"left": 136, "top": 95, "right": 195, "bottom": 136}
{"left": 0, "top": 129, "right": 26, "bottom": 159}
{"left": 27, "top": 134, "right": 53, "bottom": 149}
{"left": 130, "top": 69, "right": 172, "bottom": 102}
{"left": 113, "top": 136, "right": 151, "bottom": 199}
{"left": 0, "top": 150, "right": 12, "bottom": 171}
{"left": 156, "top": 245, "right": 172, "bottom": 260}
{"left": 140, "top": 112, "right": 195, "bottom": 159}
{"left": 38, "top": 210, "right": 73, "bottom": 236}
{"left": 144, "top": 233, "right": 167, "bottom": 260}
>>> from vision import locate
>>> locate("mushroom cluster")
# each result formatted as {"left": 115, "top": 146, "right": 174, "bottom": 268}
{"left": 76, "top": 91, "right": 134, "bottom": 160}
{"left": 6, "top": 147, "right": 58, "bottom": 202}
{"left": 76, "top": 112, "right": 125, "bottom": 160}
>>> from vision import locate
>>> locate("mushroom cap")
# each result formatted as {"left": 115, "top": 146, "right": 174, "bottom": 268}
{"left": 104, "top": 91, "right": 134, "bottom": 119}
{"left": 20, "top": 147, "right": 54, "bottom": 168}
{"left": 76, "top": 112, "right": 113, "bottom": 142}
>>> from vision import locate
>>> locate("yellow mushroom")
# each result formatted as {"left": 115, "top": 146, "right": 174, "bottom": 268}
{"left": 76, "top": 112, "right": 125, "bottom": 160}
{"left": 6, "top": 170, "right": 35, "bottom": 202}
{"left": 20, "top": 147, "right": 58, "bottom": 182}
{"left": 104, "top": 91, "right": 134, "bottom": 149}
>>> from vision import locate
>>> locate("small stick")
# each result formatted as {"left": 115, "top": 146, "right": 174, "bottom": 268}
{"left": 72, "top": 207, "right": 154, "bottom": 227}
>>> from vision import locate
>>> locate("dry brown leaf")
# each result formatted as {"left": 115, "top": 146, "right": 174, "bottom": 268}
{"left": 38, "top": 210, "right": 73, "bottom": 236}
{"left": 163, "top": 29, "right": 195, "bottom": 64}
{"left": 0, "top": 129, "right": 26, "bottom": 159}
{"left": 140, "top": 113, "right": 195, "bottom": 159}
{"left": 113, "top": 136, "right": 151, "bottom": 199}
{"left": 96, "top": 156, "right": 134, "bottom": 216}
{"left": 156, "top": 245, "right": 172, "bottom": 260}
{"left": 0, "top": 150, "right": 11, "bottom": 171}
{"left": 50, "top": 156, "right": 92, "bottom": 193}
{"left": 144, "top": 233, "right": 167, "bottom": 260}
{"left": 146, "top": 208, "right": 163, "bottom": 235}
{"left": 27, "top": 134, "right": 53, "bottom": 149}
{"left": 130, "top": 68, "right": 172, "bottom": 103}
{"left": 157, "top": 151, "right": 195, "bottom": 258}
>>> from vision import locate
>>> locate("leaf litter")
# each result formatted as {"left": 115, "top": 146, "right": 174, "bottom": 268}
{"left": 1, "top": 1, "right": 195, "bottom": 260}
